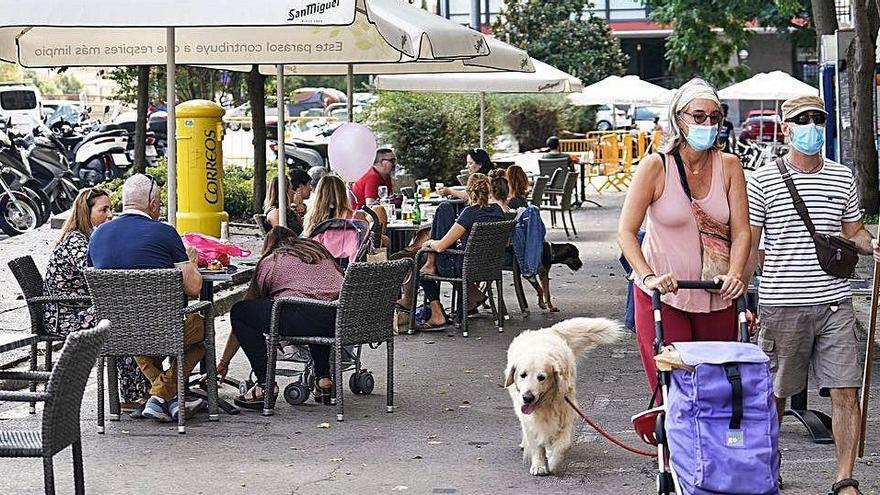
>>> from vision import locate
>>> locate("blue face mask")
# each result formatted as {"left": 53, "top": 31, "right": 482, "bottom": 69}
{"left": 685, "top": 124, "right": 719, "bottom": 151}
{"left": 790, "top": 123, "right": 824, "bottom": 155}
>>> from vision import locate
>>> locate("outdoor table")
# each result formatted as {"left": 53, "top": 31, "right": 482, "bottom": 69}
{"left": 0, "top": 333, "right": 38, "bottom": 354}
{"left": 191, "top": 263, "right": 256, "bottom": 415}
{"left": 420, "top": 196, "right": 466, "bottom": 217}
{"left": 387, "top": 221, "right": 429, "bottom": 254}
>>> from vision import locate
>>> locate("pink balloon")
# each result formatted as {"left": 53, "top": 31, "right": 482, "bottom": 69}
{"left": 328, "top": 123, "right": 377, "bottom": 182}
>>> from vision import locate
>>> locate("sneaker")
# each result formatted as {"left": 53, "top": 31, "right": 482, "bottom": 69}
{"left": 128, "top": 403, "right": 146, "bottom": 419}
{"left": 167, "top": 398, "right": 180, "bottom": 421}
{"left": 168, "top": 397, "right": 204, "bottom": 420}
{"left": 142, "top": 396, "right": 171, "bottom": 422}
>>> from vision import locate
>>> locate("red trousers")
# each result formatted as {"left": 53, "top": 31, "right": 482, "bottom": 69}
{"left": 633, "top": 287, "right": 737, "bottom": 394}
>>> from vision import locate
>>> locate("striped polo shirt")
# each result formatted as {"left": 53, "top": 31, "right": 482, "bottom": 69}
{"left": 747, "top": 158, "right": 862, "bottom": 306}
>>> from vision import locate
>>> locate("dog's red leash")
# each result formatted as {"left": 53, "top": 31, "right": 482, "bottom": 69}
{"left": 564, "top": 396, "right": 654, "bottom": 457}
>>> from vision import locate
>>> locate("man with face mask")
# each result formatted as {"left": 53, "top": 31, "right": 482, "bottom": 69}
{"left": 745, "top": 95, "right": 880, "bottom": 495}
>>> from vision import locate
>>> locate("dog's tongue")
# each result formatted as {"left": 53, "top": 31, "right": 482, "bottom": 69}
{"left": 521, "top": 403, "right": 537, "bottom": 415}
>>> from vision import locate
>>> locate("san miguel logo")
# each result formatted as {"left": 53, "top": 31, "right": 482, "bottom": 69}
{"left": 538, "top": 81, "right": 562, "bottom": 92}
{"left": 474, "top": 37, "right": 485, "bottom": 53}
{"left": 288, "top": 0, "right": 341, "bottom": 21}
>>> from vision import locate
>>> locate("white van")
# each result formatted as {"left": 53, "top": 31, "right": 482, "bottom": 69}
{"left": 0, "top": 83, "right": 42, "bottom": 131}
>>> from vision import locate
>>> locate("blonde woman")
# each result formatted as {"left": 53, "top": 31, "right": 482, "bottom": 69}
{"left": 44, "top": 187, "right": 149, "bottom": 409}
{"left": 416, "top": 173, "right": 506, "bottom": 329}
{"left": 618, "top": 77, "right": 751, "bottom": 392}
{"left": 302, "top": 175, "right": 365, "bottom": 236}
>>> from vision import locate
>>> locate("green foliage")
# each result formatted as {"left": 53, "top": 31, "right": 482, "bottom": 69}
{"left": 17, "top": 70, "right": 84, "bottom": 96}
{"left": 492, "top": 0, "right": 627, "bottom": 86}
{"left": 495, "top": 95, "right": 591, "bottom": 151}
{"left": 644, "top": 0, "right": 814, "bottom": 87}
{"left": 365, "top": 92, "right": 497, "bottom": 182}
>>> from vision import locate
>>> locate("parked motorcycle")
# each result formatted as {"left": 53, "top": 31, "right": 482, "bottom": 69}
{"left": 23, "top": 124, "right": 80, "bottom": 214}
{"left": 50, "top": 120, "right": 131, "bottom": 186}
{"left": 0, "top": 129, "right": 48, "bottom": 236}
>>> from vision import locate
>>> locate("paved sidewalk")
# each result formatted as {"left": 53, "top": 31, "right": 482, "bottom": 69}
{"left": 0, "top": 193, "right": 878, "bottom": 494}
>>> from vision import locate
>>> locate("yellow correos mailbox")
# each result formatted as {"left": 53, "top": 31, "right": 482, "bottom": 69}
{"left": 175, "top": 100, "right": 228, "bottom": 237}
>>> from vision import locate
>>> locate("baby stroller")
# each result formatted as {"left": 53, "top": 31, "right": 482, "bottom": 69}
{"left": 632, "top": 280, "right": 779, "bottom": 495}
{"left": 253, "top": 207, "right": 383, "bottom": 406}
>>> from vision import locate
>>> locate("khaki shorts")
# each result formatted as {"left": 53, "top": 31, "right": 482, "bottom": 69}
{"left": 757, "top": 300, "right": 863, "bottom": 399}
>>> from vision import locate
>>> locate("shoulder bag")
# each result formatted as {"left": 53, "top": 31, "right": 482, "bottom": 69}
{"left": 774, "top": 158, "right": 858, "bottom": 279}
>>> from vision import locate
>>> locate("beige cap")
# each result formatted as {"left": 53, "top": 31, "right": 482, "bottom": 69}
{"left": 781, "top": 95, "right": 826, "bottom": 122}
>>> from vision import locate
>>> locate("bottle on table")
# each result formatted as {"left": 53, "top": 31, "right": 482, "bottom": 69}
{"left": 412, "top": 195, "right": 421, "bottom": 225}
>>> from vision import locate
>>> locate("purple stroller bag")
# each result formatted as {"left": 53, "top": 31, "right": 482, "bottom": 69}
{"left": 667, "top": 342, "right": 779, "bottom": 495}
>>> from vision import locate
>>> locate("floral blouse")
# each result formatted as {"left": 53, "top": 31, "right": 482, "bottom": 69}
{"left": 44, "top": 231, "right": 94, "bottom": 336}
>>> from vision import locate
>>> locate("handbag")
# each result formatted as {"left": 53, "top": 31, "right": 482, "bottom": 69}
{"left": 774, "top": 158, "right": 858, "bottom": 279}
{"left": 668, "top": 152, "right": 731, "bottom": 281}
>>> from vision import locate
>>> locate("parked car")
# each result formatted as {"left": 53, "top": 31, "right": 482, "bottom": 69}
{"left": 739, "top": 115, "right": 785, "bottom": 143}
{"left": 630, "top": 105, "right": 669, "bottom": 132}
{"left": 0, "top": 83, "right": 42, "bottom": 132}
{"left": 595, "top": 104, "right": 629, "bottom": 131}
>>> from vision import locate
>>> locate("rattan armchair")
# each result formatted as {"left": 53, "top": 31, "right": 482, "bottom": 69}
{"left": 8, "top": 255, "right": 92, "bottom": 415}
{"left": 0, "top": 320, "right": 110, "bottom": 495}
{"left": 409, "top": 220, "right": 516, "bottom": 338}
{"left": 262, "top": 259, "right": 412, "bottom": 421}
{"left": 84, "top": 268, "right": 219, "bottom": 434}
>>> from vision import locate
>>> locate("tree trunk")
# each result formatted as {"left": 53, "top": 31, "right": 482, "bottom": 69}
{"left": 248, "top": 65, "right": 268, "bottom": 214}
{"left": 847, "top": 0, "right": 880, "bottom": 215}
{"left": 811, "top": 0, "right": 839, "bottom": 37}
{"left": 132, "top": 65, "right": 150, "bottom": 174}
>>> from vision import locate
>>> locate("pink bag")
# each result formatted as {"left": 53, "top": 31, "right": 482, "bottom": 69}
{"left": 182, "top": 233, "right": 252, "bottom": 268}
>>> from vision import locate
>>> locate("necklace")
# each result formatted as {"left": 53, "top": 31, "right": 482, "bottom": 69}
{"left": 784, "top": 155, "right": 822, "bottom": 174}
{"left": 687, "top": 153, "right": 711, "bottom": 175}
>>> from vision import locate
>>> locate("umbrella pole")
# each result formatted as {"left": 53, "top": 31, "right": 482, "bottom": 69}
{"left": 277, "top": 64, "right": 287, "bottom": 228}
{"left": 758, "top": 100, "right": 764, "bottom": 143}
{"left": 166, "top": 27, "right": 177, "bottom": 227}
{"left": 479, "top": 92, "right": 486, "bottom": 148}
{"left": 347, "top": 64, "right": 354, "bottom": 123}
{"left": 859, "top": 259, "right": 880, "bottom": 457}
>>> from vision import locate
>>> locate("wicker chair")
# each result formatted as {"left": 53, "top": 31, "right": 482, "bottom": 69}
{"left": 262, "top": 259, "right": 412, "bottom": 421}
{"left": 84, "top": 269, "right": 219, "bottom": 434}
{"left": 0, "top": 320, "right": 110, "bottom": 495}
{"left": 8, "top": 256, "right": 92, "bottom": 415}
{"left": 253, "top": 213, "right": 271, "bottom": 236}
{"left": 540, "top": 172, "right": 579, "bottom": 238}
{"left": 409, "top": 220, "right": 516, "bottom": 338}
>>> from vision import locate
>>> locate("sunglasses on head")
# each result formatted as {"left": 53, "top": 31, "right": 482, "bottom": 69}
{"left": 679, "top": 110, "right": 723, "bottom": 125}
{"left": 786, "top": 111, "right": 826, "bottom": 126}
{"left": 143, "top": 174, "right": 156, "bottom": 201}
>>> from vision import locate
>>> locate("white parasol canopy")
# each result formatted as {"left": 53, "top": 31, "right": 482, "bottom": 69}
{"left": 0, "top": 0, "right": 532, "bottom": 227}
{"left": 718, "top": 71, "right": 819, "bottom": 100}
{"left": 569, "top": 75, "right": 672, "bottom": 106}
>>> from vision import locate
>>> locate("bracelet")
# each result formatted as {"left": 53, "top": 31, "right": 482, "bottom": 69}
{"left": 641, "top": 273, "right": 656, "bottom": 285}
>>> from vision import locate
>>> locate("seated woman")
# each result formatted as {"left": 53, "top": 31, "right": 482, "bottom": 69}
{"left": 228, "top": 226, "right": 343, "bottom": 409}
{"left": 439, "top": 148, "right": 494, "bottom": 201}
{"left": 265, "top": 169, "right": 312, "bottom": 235}
{"left": 417, "top": 173, "right": 507, "bottom": 329}
{"left": 45, "top": 188, "right": 149, "bottom": 410}
{"left": 505, "top": 165, "right": 530, "bottom": 209}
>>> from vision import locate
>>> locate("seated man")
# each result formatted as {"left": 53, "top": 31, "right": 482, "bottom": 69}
{"left": 541, "top": 136, "right": 571, "bottom": 165}
{"left": 352, "top": 147, "right": 395, "bottom": 210}
{"left": 87, "top": 174, "right": 205, "bottom": 423}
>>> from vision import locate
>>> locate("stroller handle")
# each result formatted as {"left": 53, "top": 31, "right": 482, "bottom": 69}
{"left": 651, "top": 279, "right": 750, "bottom": 351}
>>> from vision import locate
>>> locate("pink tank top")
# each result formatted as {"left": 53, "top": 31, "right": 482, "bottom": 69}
{"left": 637, "top": 151, "right": 731, "bottom": 313}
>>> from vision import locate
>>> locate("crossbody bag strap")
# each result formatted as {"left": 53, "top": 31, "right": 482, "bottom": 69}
{"left": 671, "top": 151, "right": 692, "bottom": 200}
{"left": 774, "top": 158, "right": 816, "bottom": 236}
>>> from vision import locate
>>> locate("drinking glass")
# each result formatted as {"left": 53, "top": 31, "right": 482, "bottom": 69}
{"left": 378, "top": 185, "right": 388, "bottom": 200}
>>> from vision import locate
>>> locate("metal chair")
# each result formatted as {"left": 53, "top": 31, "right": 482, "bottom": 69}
{"left": 409, "top": 220, "right": 516, "bottom": 338}
{"left": 253, "top": 213, "right": 271, "bottom": 236}
{"left": 262, "top": 259, "right": 412, "bottom": 421}
{"left": 540, "top": 172, "right": 579, "bottom": 238}
{"left": 8, "top": 256, "right": 92, "bottom": 414}
{"left": 0, "top": 321, "right": 111, "bottom": 495}
{"left": 84, "top": 269, "right": 219, "bottom": 434}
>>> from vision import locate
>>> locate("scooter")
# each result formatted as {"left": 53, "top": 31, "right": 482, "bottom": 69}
{"left": 50, "top": 120, "right": 131, "bottom": 185}
{"left": 23, "top": 124, "right": 80, "bottom": 214}
{"left": 0, "top": 128, "right": 48, "bottom": 235}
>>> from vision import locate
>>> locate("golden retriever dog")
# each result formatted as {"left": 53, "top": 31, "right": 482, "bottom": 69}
{"left": 504, "top": 317, "right": 623, "bottom": 475}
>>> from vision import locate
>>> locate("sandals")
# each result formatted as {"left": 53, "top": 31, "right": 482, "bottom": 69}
{"left": 314, "top": 379, "right": 333, "bottom": 405}
{"left": 417, "top": 320, "right": 448, "bottom": 332}
{"left": 831, "top": 479, "right": 861, "bottom": 495}
{"left": 233, "top": 383, "right": 278, "bottom": 410}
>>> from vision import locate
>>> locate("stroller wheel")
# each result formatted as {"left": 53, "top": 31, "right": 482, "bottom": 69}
{"left": 357, "top": 371, "right": 375, "bottom": 395}
{"left": 283, "top": 382, "right": 309, "bottom": 405}
{"left": 349, "top": 372, "right": 363, "bottom": 394}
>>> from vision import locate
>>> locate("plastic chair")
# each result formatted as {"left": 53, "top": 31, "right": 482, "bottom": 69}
{"left": 0, "top": 321, "right": 111, "bottom": 495}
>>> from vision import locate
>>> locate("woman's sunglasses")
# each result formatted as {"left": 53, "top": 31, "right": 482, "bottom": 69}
{"left": 679, "top": 110, "right": 723, "bottom": 125}
{"left": 785, "top": 112, "right": 827, "bottom": 126}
